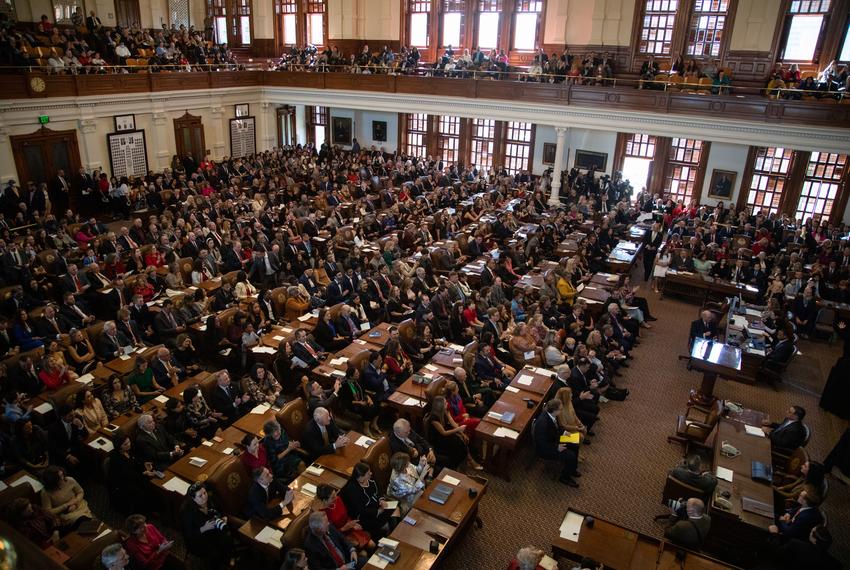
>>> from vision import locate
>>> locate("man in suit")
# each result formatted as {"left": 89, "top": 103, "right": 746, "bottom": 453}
{"left": 47, "top": 405, "right": 89, "bottom": 471}
{"left": 116, "top": 308, "right": 148, "bottom": 347}
{"left": 292, "top": 328, "right": 327, "bottom": 368}
{"left": 325, "top": 272, "right": 350, "bottom": 305}
{"left": 769, "top": 487, "right": 824, "bottom": 541}
{"left": 729, "top": 259, "right": 752, "bottom": 284}
{"left": 51, "top": 169, "right": 71, "bottom": 216}
{"left": 117, "top": 227, "right": 141, "bottom": 252}
{"left": 669, "top": 455, "right": 718, "bottom": 494}
{"left": 389, "top": 418, "right": 436, "bottom": 466}
{"left": 134, "top": 413, "right": 184, "bottom": 471}
{"left": 153, "top": 299, "right": 186, "bottom": 339}
{"left": 768, "top": 525, "right": 841, "bottom": 570}
{"left": 663, "top": 498, "right": 711, "bottom": 549}
{"left": 688, "top": 310, "right": 718, "bottom": 347}
{"left": 479, "top": 258, "right": 497, "bottom": 288}
{"left": 209, "top": 371, "right": 252, "bottom": 422}
{"left": 243, "top": 465, "right": 294, "bottom": 520}
{"left": 247, "top": 247, "right": 279, "bottom": 289}
{"left": 31, "top": 305, "right": 70, "bottom": 340}
{"left": 562, "top": 359, "right": 601, "bottom": 426}
{"left": 61, "top": 264, "right": 91, "bottom": 296}
{"left": 467, "top": 235, "right": 484, "bottom": 258}
{"left": 301, "top": 407, "right": 349, "bottom": 462}
{"left": 96, "top": 320, "right": 132, "bottom": 360}
{"left": 362, "top": 351, "right": 393, "bottom": 401}
{"left": 303, "top": 511, "right": 361, "bottom": 570}
{"left": 766, "top": 405, "right": 808, "bottom": 450}
{"left": 149, "top": 347, "right": 185, "bottom": 389}
{"left": 762, "top": 326, "right": 796, "bottom": 380}
{"left": 642, "top": 222, "right": 663, "bottom": 281}
{"left": 58, "top": 292, "right": 95, "bottom": 329}
{"left": 334, "top": 305, "right": 361, "bottom": 339}
{"left": 533, "top": 399, "right": 579, "bottom": 487}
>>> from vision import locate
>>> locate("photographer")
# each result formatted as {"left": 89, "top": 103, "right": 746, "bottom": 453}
{"left": 663, "top": 498, "right": 711, "bottom": 549}
{"left": 180, "top": 482, "right": 235, "bottom": 570}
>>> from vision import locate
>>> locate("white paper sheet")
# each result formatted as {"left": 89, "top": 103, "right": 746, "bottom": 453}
{"left": 402, "top": 397, "right": 422, "bottom": 407}
{"left": 366, "top": 554, "right": 388, "bottom": 569}
{"left": 201, "top": 440, "right": 214, "bottom": 447}
{"left": 523, "top": 351, "right": 535, "bottom": 360}
{"left": 301, "top": 482, "right": 318, "bottom": 496}
{"left": 251, "top": 346, "right": 276, "bottom": 354}
{"left": 272, "top": 335, "right": 285, "bottom": 341}
{"left": 425, "top": 364, "right": 438, "bottom": 371}
{"left": 540, "top": 555, "right": 558, "bottom": 570}
{"left": 355, "top": 435, "right": 375, "bottom": 448}
{"left": 94, "top": 528, "right": 111, "bottom": 541}
{"left": 250, "top": 403, "right": 272, "bottom": 415}
{"left": 516, "top": 375, "right": 534, "bottom": 386}
{"left": 75, "top": 373, "right": 95, "bottom": 384}
{"left": 716, "top": 466, "right": 734, "bottom": 482}
{"left": 493, "top": 427, "right": 520, "bottom": 439}
{"left": 154, "top": 395, "right": 169, "bottom": 404}
{"left": 441, "top": 474, "right": 461, "bottom": 486}
{"left": 305, "top": 465, "right": 325, "bottom": 476}
{"left": 223, "top": 447, "right": 234, "bottom": 455}
{"left": 744, "top": 425, "right": 766, "bottom": 437}
{"left": 88, "top": 437, "right": 114, "bottom": 452}
{"left": 162, "top": 476, "right": 191, "bottom": 495}
{"left": 189, "top": 457, "right": 208, "bottom": 468}
{"left": 297, "top": 314, "right": 312, "bottom": 321}
{"left": 505, "top": 386, "right": 520, "bottom": 393}
{"left": 487, "top": 411, "right": 502, "bottom": 421}
{"left": 255, "top": 526, "right": 284, "bottom": 549}
{"left": 34, "top": 402, "right": 53, "bottom": 414}
{"left": 12, "top": 474, "right": 44, "bottom": 493}
{"left": 559, "top": 511, "right": 584, "bottom": 541}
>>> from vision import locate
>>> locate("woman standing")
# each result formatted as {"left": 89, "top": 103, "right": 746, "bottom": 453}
{"left": 340, "top": 462, "right": 393, "bottom": 538}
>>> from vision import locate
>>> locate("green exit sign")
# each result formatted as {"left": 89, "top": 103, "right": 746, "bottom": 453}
{"left": 38, "top": 115, "right": 49, "bottom": 125}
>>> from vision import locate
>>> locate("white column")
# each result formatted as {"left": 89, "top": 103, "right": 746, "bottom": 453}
{"left": 78, "top": 118, "right": 101, "bottom": 170}
{"left": 548, "top": 126, "right": 568, "bottom": 206}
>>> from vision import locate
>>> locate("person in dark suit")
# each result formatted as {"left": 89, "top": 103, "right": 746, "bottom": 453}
{"left": 243, "top": 466, "right": 294, "bottom": 520}
{"left": 149, "top": 347, "right": 186, "bottom": 389}
{"left": 362, "top": 351, "right": 393, "bottom": 401}
{"left": 60, "top": 264, "right": 92, "bottom": 296}
{"left": 313, "top": 308, "right": 348, "bottom": 351}
{"left": 303, "top": 511, "right": 361, "bottom": 570}
{"left": 134, "top": 413, "right": 184, "bottom": 471}
{"left": 792, "top": 291, "right": 818, "bottom": 338}
{"left": 767, "top": 525, "right": 841, "bottom": 570}
{"left": 769, "top": 486, "right": 824, "bottom": 541}
{"left": 292, "top": 328, "right": 327, "bottom": 368}
{"left": 58, "top": 292, "right": 95, "bottom": 329}
{"left": 762, "top": 327, "right": 796, "bottom": 379}
{"left": 301, "top": 407, "right": 349, "bottom": 462}
{"left": 766, "top": 405, "right": 808, "bottom": 450}
{"left": 669, "top": 455, "right": 718, "bottom": 494}
{"left": 154, "top": 300, "right": 187, "bottom": 340}
{"left": 33, "top": 305, "right": 72, "bottom": 340}
{"left": 389, "top": 418, "right": 435, "bottom": 466}
{"left": 642, "top": 222, "right": 663, "bottom": 281}
{"left": 729, "top": 259, "right": 752, "bottom": 284}
{"left": 247, "top": 248, "right": 280, "bottom": 289}
{"left": 671, "top": 249, "right": 695, "bottom": 272}
{"left": 334, "top": 305, "right": 362, "bottom": 339}
{"left": 533, "top": 399, "right": 579, "bottom": 486}
{"left": 96, "top": 321, "right": 132, "bottom": 360}
{"left": 566, "top": 358, "right": 601, "bottom": 420}
{"left": 663, "top": 498, "right": 711, "bottom": 549}
{"left": 325, "top": 273, "right": 349, "bottom": 306}
{"left": 688, "top": 310, "right": 719, "bottom": 347}
{"left": 47, "top": 405, "right": 89, "bottom": 471}
{"left": 208, "top": 371, "right": 252, "bottom": 422}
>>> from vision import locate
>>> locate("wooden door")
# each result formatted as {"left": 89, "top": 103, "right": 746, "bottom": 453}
{"left": 10, "top": 126, "right": 81, "bottom": 187}
{"left": 174, "top": 113, "right": 206, "bottom": 164}
{"left": 115, "top": 0, "right": 141, "bottom": 28}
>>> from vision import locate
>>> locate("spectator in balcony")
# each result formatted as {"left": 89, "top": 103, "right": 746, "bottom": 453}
{"left": 671, "top": 53, "right": 685, "bottom": 76}
{"left": 702, "top": 58, "right": 719, "bottom": 80}
{"left": 639, "top": 55, "right": 659, "bottom": 89}
{"left": 86, "top": 10, "right": 102, "bottom": 32}
{"left": 712, "top": 69, "right": 731, "bottom": 95}
{"left": 115, "top": 41, "right": 131, "bottom": 65}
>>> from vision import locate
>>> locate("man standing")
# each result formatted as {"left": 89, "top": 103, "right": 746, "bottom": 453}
{"left": 642, "top": 222, "right": 663, "bottom": 281}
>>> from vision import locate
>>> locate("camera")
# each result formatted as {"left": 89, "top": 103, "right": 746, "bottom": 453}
{"left": 212, "top": 518, "right": 227, "bottom": 531}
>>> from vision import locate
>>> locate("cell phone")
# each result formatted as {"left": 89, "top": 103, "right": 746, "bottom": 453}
{"left": 107, "top": 424, "right": 119, "bottom": 431}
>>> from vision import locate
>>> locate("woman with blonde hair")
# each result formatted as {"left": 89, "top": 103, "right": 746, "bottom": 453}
{"left": 555, "top": 386, "right": 593, "bottom": 446}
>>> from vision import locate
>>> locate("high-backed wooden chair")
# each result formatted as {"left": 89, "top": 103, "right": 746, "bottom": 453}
{"left": 661, "top": 474, "right": 710, "bottom": 505}
{"left": 205, "top": 456, "right": 251, "bottom": 526}
{"left": 270, "top": 286, "right": 288, "bottom": 317}
{"left": 282, "top": 509, "right": 311, "bottom": 549}
{"left": 668, "top": 400, "right": 723, "bottom": 447}
{"left": 362, "top": 436, "right": 392, "bottom": 491}
{"left": 278, "top": 397, "right": 309, "bottom": 441}
{"left": 177, "top": 257, "right": 194, "bottom": 284}
{"left": 398, "top": 318, "right": 415, "bottom": 346}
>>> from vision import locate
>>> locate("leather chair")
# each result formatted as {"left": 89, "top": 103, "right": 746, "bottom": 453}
{"left": 462, "top": 340, "right": 478, "bottom": 378}
{"left": 116, "top": 413, "right": 141, "bottom": 442}
{"left": 178, "top": 257, "right": 194, "bottom": 284}
{"left": 508, "top": 335, "right": 541, "bottom": 367}
{"left": 348, "top": 349, "right": 372, "bottom": 375}
{"left": 205, "top": 455, "right": 251, "bottom": 526}
{"left": 50, "top": 381, "right": 88, "bottom": 410}
{"left": 217, "top": 307, "right": 240, "bottom": 331}
{"left": 772, "top": 424, "right": 811, "bottom": 470}
{"left": 773, "top": 447, "right": 809, "bottom": 486}
{"left": 85, "top": 321, "right": 106, "bottom": 348}
{"left": 278, "top": 397, "right": 309, "bottom": 441}
{"left": 198, "top": 372, "right": 220, "bottom": 403}
{"left": 362, "top": 436, "right": 392, "bottom": 491}
{"left": 283, "top": 509, "right": 311, "bottom": 549}
{"left": 221, "top": 270, "right": 241, "bottom": 288}
{"left": 668, "top": 400, "right": 723, "bottom": 447}
{"left": 270, "top": 286, "right": 288, "bottom": 318}
{"left": 398, "top": 319, "right": 415, "bottom": 346}
{"left": 425, "top": 377, "right": 447, "bottom": 402}
{"left": 661, "top": 474, "right": 710, "bottom": 505}
{"left": 36, "top": 249, "right": 59, "bottom": 276}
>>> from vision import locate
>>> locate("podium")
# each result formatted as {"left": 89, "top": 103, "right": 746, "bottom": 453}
{"left": 686, "top": 337, "right": 742, "bottom": 406}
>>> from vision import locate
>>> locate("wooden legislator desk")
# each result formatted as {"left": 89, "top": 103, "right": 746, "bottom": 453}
{"left": 552, "top": 509, "right": 736, "bottom": 570}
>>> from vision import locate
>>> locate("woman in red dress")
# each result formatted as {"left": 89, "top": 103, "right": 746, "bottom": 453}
{"left": 239, "top": 434, "right": 270, "bottom": 473}
{"left": 133, "top": 275, "right": 156, "bottom": 302}
{"left": 314, "top": 484, "right": 374, "bottom": 551}
{"left": 124, "top": 514, "right": 172, "bottom": 570}
{"left": 445, "top": 380, "right": 480, "bottom": 436}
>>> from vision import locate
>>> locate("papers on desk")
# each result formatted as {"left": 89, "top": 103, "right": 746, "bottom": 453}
{"left": 197, "top": 324, "right": 207, "bottom": 331}
{"left": 744, "top": 425, "right": 766, "bottom": 437}
{"left": 223, "top": 447, "right": 234, "bottom": 455}
{"left": 12, "top": 474, "right": 44, "bottom": 493}
{"left": 119, "top": 354, "right": 132, "bottom": 360}
{"left": 748, "top": 347, "right": 766, "bottom": 356}
{"left": 330, "top": 357, "right": 349, "bottom": 366}
{"left": 201, "top": 440, "right": 214, "bottom": 447}
{"left": 94, "top": 528, "right": 111, "bottom": 541}
{"left": 366, "top": 554, "right": 389, "bottom": 569}
{"left": 166, "top": 289, "right": 184, "bottom": 297}
{"left": 331, "top": 370, "right": 346, "bottom": 378}
{"left": 354, "top": 339, "right": 367, "bottom": 345}
{"left": 505, "top": 385, "right": 520, "bottom": 393}
{"left": 448, "top": 343, "right": 464, "bottom": 351}
{"left": 154, "top": 395, "right": 169, "bottom": 404}
{"left": 745, "top": 308, "right": 762, "bottom": 317}
{"left": 163, "top": 476, "right": 191, "bottom": 495}
{"left": 493, "top": 427, "right": 519, "bottom": 439}
{"left": 0, "top": 480, "right": 6, "bottom": 492}
{"left": 188, "top": 456, "right": 208, "bottom": 468}
{"left": 297, "top": 314, "right": 312, "bottom": 321}
{"left": 301, "top": 482, "right": 318, "bottom": 496}
{"left": 383, "top": 500, "right": 399, "bottom": 511}
{"left": 251, "top": 346, "right": 276, "bottom": 354}
{"left": 305, "top": 464, "right": 325, "bottom": 476}
{"left": 75, "top": 373, "right": 95, "bottom": 385}
{"left": 360, "top": 322, "right": 371, "bottom": 332}
{"left": 516, "top": 375, "right": 534, "bottom": 386}
{"left": 282, "top": 327, "right": 293, "bottom": 333}
{"left": 424, "top": 364, "right": 438, "bottom": 372}
{"left": 272, "top": 335, "right": 285, "bottom": 341}
{"left": 716, "top": 466, "right": 734, "bottom": 482}
{"left": 487, "top": 411, "right": 503, "bottom": 421}
{"left": 402, "top": 397, "right": 424, "bottom": 407}
{"left": 250, "top": 403, "right": 272, "bottom": 415}
{"left": 254, "top": 526, "right": 284, "bottom": 549}
{"left": 559, "top": 511, "right": 584, "bottom": 541}
{"left": 539, "top": 555, "right": 558, "bottom": 570}
{"left": 219, "top": 348, "right": 232, "bottom": 356}
{"left": 34, "top": 402, "right": 53, "bottom": 414}
{"left": 355, "top": 435, "right": 376, "bottom": 448}
{"left": 88, "top": 437, "right": 114, "bottom": 453}
{"left": 531, "top": 366, "right": 550, "bottom": 376}
{"left": 441, "top": 474, "right": 461, "bottom": 486}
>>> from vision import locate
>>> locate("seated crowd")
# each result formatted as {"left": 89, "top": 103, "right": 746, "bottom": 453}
{"left": 765, "top": 60, "right": 849, "bottom": 100}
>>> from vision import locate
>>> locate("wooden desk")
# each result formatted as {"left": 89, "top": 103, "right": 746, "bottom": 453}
{"left": 475, "top": 385, "right": 543, "bottom": 479}
{"left": 360, "top": 322, "right": 393, "bottom": 348}
{"left": 552, "top": 509, "right": 638, "bottom": 569}
{"left": 607, "top": 242, "right": 642, "bottom": 274}
{"left": 413, "top": 469, "right": 485, "bottom": 526}
{"left": 167, "top": 446, "right": 227, "bottom": 483}
{"left": 364, "top": 542, "right": 437, "bottom": 570}
{"left": 104, "top": 345, "right": 162, "bottom": 375}
{"left": 232, "top": 410, "right": 279, "bottom": 437}
{"left": 389, "top": 507, "right": 457, "bottom": 561}
{"left": 260, "top": 325, "right": 297, "bottom": 348}
{"left": 510, "top": 365, "right": 554, "bottom": 396}
{"left": 314, "top": 430, "right": 372, "bottom": 477}
{"left": 386, "top": 391, "right": 427, "bottom": 428}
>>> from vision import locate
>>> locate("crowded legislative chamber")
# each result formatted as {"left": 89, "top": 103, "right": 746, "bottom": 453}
{"left": 3, "top": 0, "right": 850, "bottom": 569}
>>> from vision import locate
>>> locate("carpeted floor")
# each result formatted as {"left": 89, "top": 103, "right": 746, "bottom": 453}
{"left": 439, "top": 288, "right": 850, "bottom": 570}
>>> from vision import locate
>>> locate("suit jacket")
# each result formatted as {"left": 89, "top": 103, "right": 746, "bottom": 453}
{"left": 669, "top": 467, "right": 717, "bottom": 494}
{"left": 58, "top": 303, "right": 91, "bottom": 329}
{"left": 116, "top": 319, "right": 145, "bottom": 344}
{"left": 47, "top": 419, "right": 88, "bottom": 463}
{"left": 334, "top": 313, "right": 361, "bottom": 338}
{"left": 729, "top": 265, "right": 752, "bottom": 284}
{"left": 60, "top": 272, "right": 91, "bottom": 295}
{"left": 777, "top": 505, "right": 823, "bottom": 541}
{"left": 664, "top": 515, "right": 712, "bottom": 549}
{"left": 769, "top": 420, "right": 807, "bottom": 450}
{"left": 643, "top": 230, "right": 663, "bottom": 251}
{"left": 388, "top": 430, "right": 432, "bottom": 461}
{"left": 96, "top": 331, "right": 131, "bottom": 360}
{"left": 243, "top": 481, "right": 284, "bottom": 520}
{"left": 772, "top": 537, "right": 842, "bottom": 570}
{"left": 149, "top": 357, "right": 184, "bottom": 388}
{"left": 209, "top": 384, "right": 243, "bottom": 420}
{"left": 532, "top": 413, "right": 561, "bottom": 459}
{"left": 154, "top": 310, "right": 185, "bottom": 337}
{"left": 473, "top": 352, "right": 501, "bottom": 381}
{"left": 303, "top": 526, "right": 354, "bottom": 570}
{"left": 301, "top": 419, "right": 340, "bottom": 460}
{"left": 292, "top": 340, "right": 323, "bottom": 368}
{"left": 134, "top": 425, "right": 179, "bottom": 471}
{"left": 689, "top": 319, "right": 718, "bottom": 344}
{"left": 326, "top": 281, "right": 347, "bottom": 305}
{"left": 34, "top": 314, "right": 72, "bottom": 338}
{"left": 765, "top": 339, "right": 795, "bottom": 369}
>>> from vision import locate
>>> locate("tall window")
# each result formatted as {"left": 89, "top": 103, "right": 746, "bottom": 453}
{"left": 307, "top": 106, "right": 329, "bottom": 146}
{"left": 795, "top": 152, "right": 847, "bottom": 222}
{"left": 470, "top": 119, "right": 496, "bottom": 171}
{"left": 234, "top": 0, "right": 251, "bottom": 45}
{"left": 207, "top": 0, "right": 227, "bottom": 44}
{"left": 687, "top": 0, "right": 728, "bottom": 57}
{"left": 437, "top": 116, "right": 461, "bottom": 164}
{"left": 638, "top": 0, "right": 679, "bottom": 56}
{"left": 306, "top": 0, "right": 326, "bottom": 46}
{"left": 504, "top": 121, "right": 533, "bottom": 175}
{"left": 840, "top": 19, "right": 850, "bottom": 61}
{"left": 52, "top": 0, "right": 80, "bottom": 24}
{"left": 477, "top": 0, "right": 502, "bottom": 50}
{"left": 275, "top": 0, "right": 297, "bottom": 46}
{"left": 442, "top": 0, "right": 465, "bottom": 48}
{"left": 409, "top": 0, "right": 431, "bottom": 48}
{"left": 664, "top": 138, "right": 705, "bottom": 203}
{"left": 513, "top": 1, "right": 543, "bottom": 50}
{"left": 744, "top": 147, "right": 794, "bottom": 216}
{"left": 405, "top": 114, "right": 429, "bottom": 157}
{"left": 622, "top": 133, "right": 657, "bottom": 191}
{"left": 781, "top": 0, "right": 831, "bottom": 61}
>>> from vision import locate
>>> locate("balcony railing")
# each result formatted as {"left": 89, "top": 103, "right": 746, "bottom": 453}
{"left": 6, "top": 67, "right": 850, "bottom": 128}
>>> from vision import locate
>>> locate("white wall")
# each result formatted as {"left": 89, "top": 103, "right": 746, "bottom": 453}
{"left": 327, "top": 108, "right": 398, "bottom": 152}
{"left": 698, "top": 142, "right": 749, "bottom": 207}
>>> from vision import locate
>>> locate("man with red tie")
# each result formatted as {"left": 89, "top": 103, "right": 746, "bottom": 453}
{"left": 304, "top": 511, "right": 362, "bottom": 569}
{"left": 292, "top": 328, "right": 327, "bottom": 368}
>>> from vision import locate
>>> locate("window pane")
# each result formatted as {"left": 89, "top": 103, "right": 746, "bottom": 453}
{"left": 664, "top": 138, "right": 704, "bottom": 203}
{"left": 478, "top": 12, "right": 500, "bottom": 49}
{"left": 639, "top": 0, "right": 679, "bottom": 55}
{"left": 783, "top": 14, "right": 823, "bottom": 61}
{"left": 513, "top": 13, "right": 537, "bottom": 50}
{"left": 840, "top": 23, "right": 850, "bottom": 61}
{"left": 240, "top": 16, "right": 251, "bottom": 43}
{"left": 283, "top": 14, "right": 296, "bottom": 44}
{"left": 443, "top": 12, "right": 461, "bottom": 47}
{"left": 308, "top": 13, "right": 324, "bottom": 45}
{"left": 745, "top": 147, "right": 794, "bottom": 216}
{"left": 215, "top": 17, "right": 227, "bottom": 43}
{"left": 411, "top": 13, "right": 429, "bottom": 47}
{"left": 795, "top": 152, "right": 847, "bottom": 222}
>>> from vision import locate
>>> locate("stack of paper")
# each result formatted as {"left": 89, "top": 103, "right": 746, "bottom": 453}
{"left": 272, "top": 335, "right": 285, "bottom": 341}
{"left": 441, "top": 474, "right": 461, "bottom": 486}
{"left": 34, "top": 402, "right": 53, "bottom": 414}
{"left": 366, "top": 555, "right": 389, "bottom": 569}
{"left": 222, "top": 447, "right": 234, "bottom": 455}
{"left": 297, "top": 314, "right": 312, "bottom": 321}
{"left": 163, "top": 476, "right": 191, "bottom": 495}
{"left": 88, "top": 437, "right": 114, "bottom": 453}
{"left": 402, "top": 397, "right": 423, "bottom": 407}
{"left": 532, "top": 366, "right": 550, "bottom": 375}
{"left": 12, "top": 474, "right": 44, "bottom": 493}
{"left": 505, "top": 386, "right": 520, "bottom": 393}
{"left": 75, "top": 373, "right": 95, "bottom": 385}
{"left": 487, "top": 411, "right": 503, "bottom": 421}
{"left": 330, "top": 357, "right": 349, "bottom": 366}
{"left": 251, "top": 346, "right": 276, "bottom": 354}
{"left": 744, "top": 425, "right": 766, "bottom": 437}
{"left": 305, "top": 465, "right": 325, "bottom": 476}
{"left": 493, "top": 427, "right": 520, "bottom": 439}
{"left": 188, "top": 457, "right": 208, "bottom": 468}
{"left": 255, "top": 526, "right": 284, "bottom": 549}
{"left": 539, "top": 555, "right": 558, "bottom": 570}
{"left": 282, "top": 327, "right": 293, "bottom": 333}
{"left": 250, "top": 403, "right": 272, "bottom": 415}
{"left": 154, "top": 395, "right": 169, "bottom": 404}
{"left": 559, "top": 511, "right": 584, "bottom": 541}
{"left": 516, "top": 375, "right": 534, "bottom": 386}
{"left": 716, "top": 466, "right": 734, "bottom": 482}
{"left": 355, "top": 435, "right": 375, "bottom": 448}
{"left": 301, "top": 482, "right": 318, "bottom": 496}
{"left": 424, "top": 364, "right": 438, "bottom": 372}
{"left": 354, "top": 339, "right": 367, "bottom": 345}
{"left": 201, "top": 440, "right": 214, "bottom": 447}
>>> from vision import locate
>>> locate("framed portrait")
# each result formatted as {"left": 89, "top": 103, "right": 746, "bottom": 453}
{"left": 235, "top": 104, "right": 249, "bottom": 117}
{"left": 372, "top": 120, "right": 387, "bottom": 142}
{"left": 542, "top": 143, "right": 557, "bottom": 165}
{"left": 575, "top": 150, "right": 607, "bottom": 171}
{"left": 114, "top": 114, "right": 135, "bottom": 132}
{"left": 708, "top": 169, "right": 736, "bottom": 199}
{"left": 332, "top": 116, "right": 353, "bottom": 146}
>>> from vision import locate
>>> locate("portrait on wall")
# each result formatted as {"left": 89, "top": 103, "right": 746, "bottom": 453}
{"left": 372, "top": 120, "right": 387, "bottom": 142}
{"left": 542, "top": 143, "right": 557, "bottom": 165}
{"left": 708, "top": 169, "right": 736, "bottom": 199}
{"left": 575, "top": 150, "right": 608, "bottom": 171}
{"left": 332, "top": 116, "right": 353, "bottom": 146}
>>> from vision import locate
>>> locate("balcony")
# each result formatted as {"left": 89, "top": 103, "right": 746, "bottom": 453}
{"left": 7, "top": 70, "right": 850, "bottom": 128}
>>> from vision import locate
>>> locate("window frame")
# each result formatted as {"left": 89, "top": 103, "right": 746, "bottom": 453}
{"left": 469, "top": 118, "right": 496, "bottom": 172}
{"left": 512, "top": 0, "right": 543, "bottom": 52}
{"left": 794, "top": 151, "right": 848, "bottom": 223}
{"left": 306, "top": 106, "right": 329, "bottom": 147}
{"left": 663, "top": 138, "right": 707, "bottom": 204}
{"left": 408, "top": 0, "right": 432, "bottom": 50}
{"left": 637, "top": 0, "right": 680, "bottom": 57}
{"left": 502, "top": 121, "right": 534, "bottom": 175}
{"left": 404, "top": 113, "right": 430, "bottom": 158}
{"left": 742, "top": 147, "right": 795, "bottom": 217}
{"left": 778, "top": 0, "right": 833, "bottom": 63}
{"left": 476, "top": 0, "right": 503, "bottom": 51}
{"left": 686, "top": 0, "right": 730, "bottom": 58}
{"left": 305, "top": 0, "right": 327, "bottom": 47}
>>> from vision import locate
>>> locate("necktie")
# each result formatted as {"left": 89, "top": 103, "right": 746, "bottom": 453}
{"left": 126, "top": 323, "right": 137, "bottom": 344}
{"left": 127, "top": 237, "right": 137, "bottom": 249}
{"left": 321, "top": 534, "right": 345, "bottom": 566}
{"left": 74, "top": 275, "right": 82, "bottom": 292}
{"left": 303, "top": 342, "right": 317, "bottom": 358}
{"left": 321, "top": 426, "right": 329, "bottom": 445}
{"left": 73, "top": 305, "right": 87, "bottom": 319}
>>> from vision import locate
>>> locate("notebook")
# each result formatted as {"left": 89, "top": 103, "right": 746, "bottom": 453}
{"left": 751, "top": 460, "right": 773, "bottom": 483}
{"left": 428, "top": 483, "right": 454, "bottom": 505}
